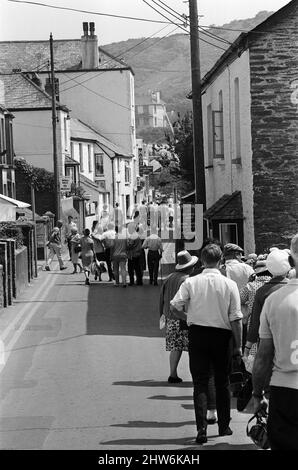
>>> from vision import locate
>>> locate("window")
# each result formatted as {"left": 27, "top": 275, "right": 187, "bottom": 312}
{"left": 219, "top": 223, "right": 238, "bottom": 245}
{"left": 7, "top": 169, "right": 15, "bottom": 198}
{"left": 79, "top": 143, "right": 84, "bottom": 171}
{"left": 70, "top": 141, "right": 74, "bottom": 159}
{"left": 2, "top": 169, "right": 7, "bottom": 196}
{"left": 212, "top": 110, "right": 224, "bottom": 159}
{"left": 94, "top": 153, "right": 104, "bottom": 176}
{"left": 87, "top": 144, "right": 92, "bottom": 173}
{"left": 0, "top": 118, "right": 5, "bottom": 156}
{"left": 207, "top": 104, "right": 213, "bottom": 165}
{"left": 125, "top": 160, "right": 131, "bottom": 184}
{"left": 64, "top": 117, "right": 68, "bottom": 151}
{"left": 234, "top": 78, "right": 241, "bottom": 161}
{"left": 117, "top": 158, "right": 121, "bottom": 173}
{"left": 65, "top": 166, "right": 76, "bottom": 183}
{"left": 117, "top": 182, "right": 120, "bottom": 197}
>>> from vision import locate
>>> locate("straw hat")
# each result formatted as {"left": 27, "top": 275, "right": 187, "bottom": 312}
{"left": 175, "top": 250, "right": 198, "bottom": 271}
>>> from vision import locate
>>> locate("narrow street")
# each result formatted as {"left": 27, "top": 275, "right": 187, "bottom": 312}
{"left": 0, "top": 261, "right": 256, "bottom": 450}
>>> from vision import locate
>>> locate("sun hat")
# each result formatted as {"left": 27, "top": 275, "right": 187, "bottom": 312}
{"left": 266, "top": 247, "right": 291, "bottom": 276}
{"left": 254, "top": 259, "right": 268, "bottom": 274}
{"left": 223, "top": 243, "right": 244, "bottom": 256}
{"left": 175, "top": 250, "right": 198, "bottom": 271}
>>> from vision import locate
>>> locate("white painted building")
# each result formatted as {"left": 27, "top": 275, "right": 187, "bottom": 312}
{"left": 201, "top": 49, "right": 254, "bottom": 253}
{"left": 0, "top": 22, "right": 141, "bottom": 222}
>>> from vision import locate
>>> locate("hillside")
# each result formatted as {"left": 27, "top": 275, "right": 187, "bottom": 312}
{"left": 103, "top": 11, "right": 273, "bottom": 114}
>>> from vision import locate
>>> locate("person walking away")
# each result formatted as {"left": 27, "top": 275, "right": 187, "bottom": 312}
{"left": 111, "top": 228, "right": 128, "bottom": 287}
{"left": 168, "top": 203, "right": 174, "bottom": 229}
{"left": 222, "top": 243, "right": 254, "bottom": 292}
{"left": 70, "top": 227, "right": 83, "bottom": 274}
{"left": 240, "top": 258, "right": 271, "bottom": 344}
{"left": 160, "top": 250, "right": 198, "bottom": 383}
{"left": 170, "top": 244, "right": 243, "bottom": 444}
{"left": 127, "top": 224, "right": 143, "bottom": 286}
{"left": 65, "top": 215, "right": 77, "bottom": 260}
{"left": 45, "top": 220, "right": 67, "bottom": 271}
{"left": 244, "top": 248, "right": 290, "bottom": 369}
{"left": 91, "top": 222, "right": 106, "bottom": 281}
{"left": 80, "top": 228, "right": 95, "bottom": 285}
{"left": 142, "top": 225, "right": 163, "bottom": 285}
{"left": 252, "top": 234, "right": 298, "bottom": 451}
{"left": 101, "top": 223, "right": 116, "bottom": 282}
{"left": 113, "top": 202, "right": 123, "bottom": 233}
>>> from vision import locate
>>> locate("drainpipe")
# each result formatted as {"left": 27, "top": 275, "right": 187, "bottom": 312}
{"left": 111, "top": 156, "right": 116, "bottom": 207}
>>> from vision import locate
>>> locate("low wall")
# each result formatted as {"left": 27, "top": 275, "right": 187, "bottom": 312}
{"left": 15, "top": 246, "right": 28, "bottom": 297}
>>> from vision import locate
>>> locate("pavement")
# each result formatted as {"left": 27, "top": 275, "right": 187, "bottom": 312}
{"left": 0, "top": 256, "right": 259, "bottom": 451}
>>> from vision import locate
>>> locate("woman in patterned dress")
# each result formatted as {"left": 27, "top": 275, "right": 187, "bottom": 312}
{"left": 80, "top": 228, "right": 96, "bottom": 285}
{"left": 159, "top": 251, "right": 198, "bottom": 383}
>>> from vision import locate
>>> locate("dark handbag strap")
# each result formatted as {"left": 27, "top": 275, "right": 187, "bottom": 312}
{"left": 246, "top": 411, "right": 268, "bottom": 437}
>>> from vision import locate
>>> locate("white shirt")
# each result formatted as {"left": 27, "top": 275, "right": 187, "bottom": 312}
{"left": 170, "top": 268, "right": 243, "bottom": 330}
{"left": 259, "top": 278, "right": 298, "bottom": 390}
{"left": 225, "top": 259, "right": 254, "bottom": 291}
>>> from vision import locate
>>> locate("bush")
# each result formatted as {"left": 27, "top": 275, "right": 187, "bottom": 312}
{"left": 0, "top": 222, "right": 24, "bottom": 248}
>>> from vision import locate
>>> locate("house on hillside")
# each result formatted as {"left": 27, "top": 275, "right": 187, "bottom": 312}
{"left": 0, "top": 22, "right": 140, "bottom": 218}
{"left": 198, "top": 0, "right": 298, "bottom": 253}
{"left": 135, "top": 91, "right": 173, "bottom": 130}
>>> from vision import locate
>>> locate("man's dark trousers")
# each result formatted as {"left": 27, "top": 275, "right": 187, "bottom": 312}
{"left": 189, "top": 325, "right": 232, "bottom": 432}
{"left": 128, "top": 257, "right": 143, "bottom": 285}
{"left": 267, "top": 386, "right": 298, "bottom": 450}
{"left": 147, "top": 250, "right": 160, "bottom": 284}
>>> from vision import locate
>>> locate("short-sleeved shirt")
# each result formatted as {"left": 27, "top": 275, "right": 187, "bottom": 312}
{"left": 259, "top": 279, "right": 298, "bottom": 390}
{"left": 171, "top": 268, "right": 243, "bottom": 330}
{"left": 225, "top": 259, "right": 255, "bottom": 292}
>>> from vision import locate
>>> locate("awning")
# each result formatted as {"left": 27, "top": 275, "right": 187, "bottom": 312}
{"left": 204, "top": 191, "right": 243, "bottom": 220}
{"left": 0, "top": 194, "right": 30, "bottom": 208}
{"left": 79, "top": 174, "right": 106, "bottom": 202}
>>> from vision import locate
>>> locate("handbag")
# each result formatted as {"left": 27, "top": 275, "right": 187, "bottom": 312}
{"left": 159, "top": 314, "right": 166, "bottom": 330}
{"left": 74, "top": 244, "right": 81, "bottom": 253}
{"left": 246, "top": 411, "right": 270, "bottom": 449}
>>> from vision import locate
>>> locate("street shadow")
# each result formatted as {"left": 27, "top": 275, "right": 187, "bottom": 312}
{"left": 110, "top": 420, "right": 195, "bottom": 428}
{"left": 100, "top": 436, "right": 257, "bottom": 450}
{"left": 86, "top": 283, "right": 164, "bottom": 337}
{"left": 113, "top": 380, "right": 193, "bottom": 388}
{"left": 100, "top": 436, "right": 196, "bottom": 447}
{"left": 148, "top": 395, "right": 193, "bottom": 400}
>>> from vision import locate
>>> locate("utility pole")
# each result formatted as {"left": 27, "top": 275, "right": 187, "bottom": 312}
{"left": 50, "top": 33, "right": 60, "bottom": 223}
{"left": 189, "top": 0, "right": 207, "bottom": 237}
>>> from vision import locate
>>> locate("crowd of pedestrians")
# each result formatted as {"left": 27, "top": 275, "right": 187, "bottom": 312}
{"left": 44, "top": 200, "right": 167, "bottom": 287}
{"left": 159, "top": 238, "right": 298, "bottom": 450}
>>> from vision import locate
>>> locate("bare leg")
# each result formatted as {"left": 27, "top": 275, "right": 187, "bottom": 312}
{"left": 169, "top": 350, "right": 182, "bottom": 378}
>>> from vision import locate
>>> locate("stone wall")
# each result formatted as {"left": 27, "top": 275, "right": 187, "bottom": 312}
{"left": 249, "top": 2, "right": 298, "bottom": 252}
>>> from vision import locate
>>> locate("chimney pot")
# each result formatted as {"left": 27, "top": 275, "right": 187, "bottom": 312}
{"left": 83, "top": 22, "right": 88, "bottom": 37}
{"left": 89, "top": 22, "right": 95, "bottom": 36}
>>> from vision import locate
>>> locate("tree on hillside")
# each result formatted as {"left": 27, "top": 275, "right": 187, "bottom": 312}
{"left": 172, "top": 111, "right": 194, "bottom": 188}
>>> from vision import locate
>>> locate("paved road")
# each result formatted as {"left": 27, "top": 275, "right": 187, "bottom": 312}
{"left": 0, "top": 261, "right": 257, "bottom": 450}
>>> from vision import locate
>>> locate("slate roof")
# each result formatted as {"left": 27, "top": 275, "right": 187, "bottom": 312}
{"left": 0, "top": 73, "right": 67, "bottom": 110}
{"left": 0, "top": 39, "right": 131, "bottom": 73}
{"left": 70, "top": 118, "right": 132, "bottom": 158}
{"left": 204, "top": 191, "right": 243, "bottom": 220}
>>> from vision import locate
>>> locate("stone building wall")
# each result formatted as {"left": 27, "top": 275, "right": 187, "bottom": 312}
{"left": 249, "top": 1, "right": 298, "bottom": 252}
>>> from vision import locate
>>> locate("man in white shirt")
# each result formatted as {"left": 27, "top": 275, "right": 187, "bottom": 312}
{"left": 223, "top": 243, "right": 255, "bottom": 292}
{"left": 170, "top": 244, "right": 243, "bottom": 444}
{"left": 252, "top": 234, "right": 298, "bottom": 450}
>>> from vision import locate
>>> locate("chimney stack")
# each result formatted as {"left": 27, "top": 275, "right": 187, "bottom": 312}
{"left": 81, "top": 22, "right": 99, "bottom": 69}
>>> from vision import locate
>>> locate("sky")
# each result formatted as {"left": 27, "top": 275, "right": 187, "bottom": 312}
{"left": 0, "top": 0, "right": 291, "bottom": 44}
